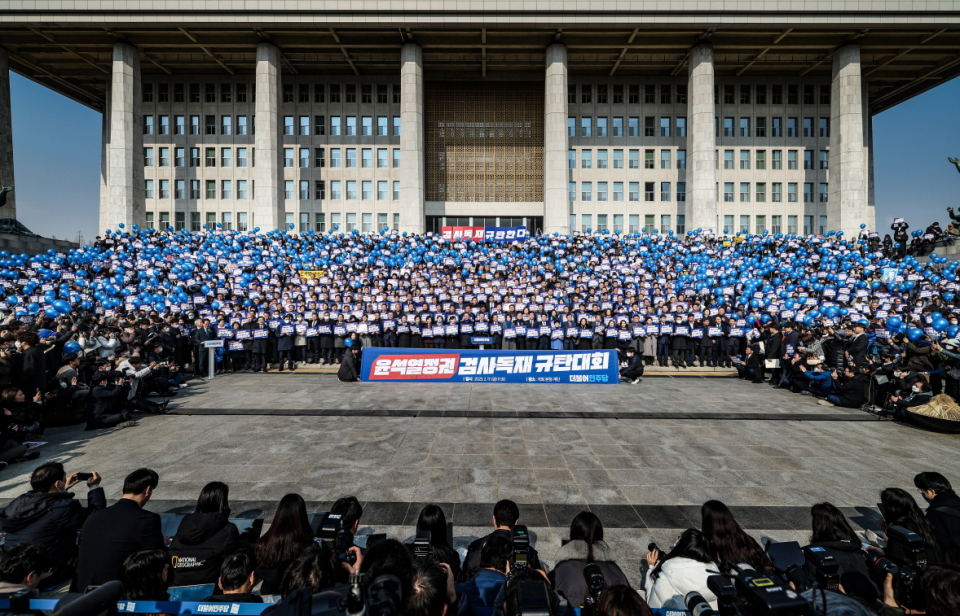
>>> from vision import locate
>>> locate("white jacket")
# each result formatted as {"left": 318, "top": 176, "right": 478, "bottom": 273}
{"left": 96, "top": 336, "right": 121, "bottom": 359}
{"left": 645, "top": 557, "right": 721, "bottom": 610}
{"left": 117, "top": 358, "right": 152, "bottom": 399}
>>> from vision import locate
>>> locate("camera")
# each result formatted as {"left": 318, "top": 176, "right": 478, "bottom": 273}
{"left": 412, "top": 530, "right": 431, "bottom": 560}
{"left": 581, "top": 563, "right": 607, "bottom": 616}
{"left": 75, "top": 472, "right": 93, "bottom": 482}
{"left": 511, "top": 525, "right": 530, "bottom": 569}
{"left": 801, "top": 547, "right": 840, "bottom": 591}
{"left": 319, "top": 513, "right": 357, "bottom": 566}
{"left": 705, "top": 564, "right": 810, "bottom": 616}
{"left": 865, "top": 525, "right": 927, "bottom": 610}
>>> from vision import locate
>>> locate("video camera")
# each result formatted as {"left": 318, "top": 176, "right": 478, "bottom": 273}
{"left": 318, "top": 513, "right": 357, "bottom": 566}
{"left": 701, "top": 565, "right": 810, "bottom": 616}
{"left": 865, "top": 525, "right": 927, "bottom": 610}
{"left": 413, "top": 530, "right": 431, "bottom": 560}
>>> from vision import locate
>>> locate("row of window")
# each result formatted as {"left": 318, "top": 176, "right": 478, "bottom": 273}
{"left": 567, "top": 116, "right": 829, "bottom": 139}
{"left": 144, "top": 179, "right": 402, "bottom": 202}
{"left": 143, "top": 147, "right": 402, "bottom": 170}
{"left": 568, "top": 83, "right": 830, "bottom": 106}
{"left": 143, "top": 82, "right": 401, "bottom": 105}
{"left": 568, "top": 148, "right": 829, "bottom": 171}
{"left": 566, "top": 181, "right": 829, "bottom": 203}
{"left": 145, "top": 211, "right": 400, "bottom": 234}
{"left": 142, "top": 114, "right": 401, "bottom": 137}
{"left": 568, "top": 214, "right": 825, "bottom": 237}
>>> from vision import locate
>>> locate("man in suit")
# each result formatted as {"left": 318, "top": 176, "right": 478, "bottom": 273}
{"left": 16, "top": 331, "right": 46, "bottom": 397}
{"left": 765, "top": 323, "right": 783, "bottom": 386}
{"left": 192, "top": 319, "right": 216, "bottom": 376}
{"left": 73, "top": 468, "right": 164, "bottom": 591}
{"left": 846, "top": 322, "right": 870, "bottom": 367}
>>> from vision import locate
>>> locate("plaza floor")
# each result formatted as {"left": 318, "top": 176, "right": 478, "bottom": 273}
{"left": 2, "top": 374, "right": 956, "bottom": 585}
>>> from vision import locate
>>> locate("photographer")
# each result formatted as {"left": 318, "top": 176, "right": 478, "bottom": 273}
{"left": 169, "top": 482, "right": 242, "bottom": 586}
{"left": 550, "top": 512, "right": 628, "bottom": 608}
{"left": 455, "top": 535, "right": 510, "bottom": 613}
{"left": 116, "top": 356, "right": 167, "bottom": 414}
{"left": 0, "top": 462, "right": 105, "bottom": 587}
{"left": 733, "top": 344, "right": 763, "bottom": 383}
{"left": 880, "top": 488, "right": 943, "bottom": 563}
{"left": 596, "top": 585, "right": 654, "bottom": 616}
{"left": 701, "top": 500, "right": 770, "bottom": 572}
{"left": 0, "top": 543, "right": 50, "bottom": 599}
{"left": 818, "top": 365, "right": 866, "bottom": 408}
{"left": 278, "top": 543, "right": 339, "bottom": 599}
{"left": 644, "top": 529, "right": 719, "bottom": 611}
{"left": 888, "top": 380, "right": 933, "bottom": 421}
{"left": 411, "top": 505, "right": 462, "bottom": 581}
{"left": 87, "top": 371, "right": 136, "bottom": 430}
{"left": 913, "top": 472, "right": 960, "bottom": 564}
{"left": 463, "top": 500, "right": 541, "bottom": 581}
{"left": 803, "top": 502, "right": 879, "bottom": 603}
{"left": 202, "top": 551, "right": 263, "bottom": 603}
{"left": 408, "top": 558, "right": 457, "bottom": 616}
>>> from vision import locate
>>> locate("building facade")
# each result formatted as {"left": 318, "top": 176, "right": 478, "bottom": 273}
{"left": 1, "top": 2, "right": 958, "bottom": 238}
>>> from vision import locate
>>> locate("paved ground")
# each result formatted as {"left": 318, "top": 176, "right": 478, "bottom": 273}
{"left": 1, "top": 374, "right": 956, "bottom": 585}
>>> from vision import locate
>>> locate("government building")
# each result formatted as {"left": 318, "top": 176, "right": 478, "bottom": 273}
{"left": 1, "top": 2, "right": 959, "bottom": 238}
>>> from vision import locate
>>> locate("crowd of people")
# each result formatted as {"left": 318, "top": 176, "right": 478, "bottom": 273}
{"left": 0, "top": 467, "right": 958, "bottom": 615}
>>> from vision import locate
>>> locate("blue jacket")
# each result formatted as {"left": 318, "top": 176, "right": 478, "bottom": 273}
{"left": 456, "top": 569, "right": 506, "bottom": 614}
{"left": 276, "top": 324, "right": 295, "bottom": 350}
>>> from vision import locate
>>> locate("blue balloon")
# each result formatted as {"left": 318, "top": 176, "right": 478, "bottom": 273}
{"left": 885, "top": 316, "right": 902, "bottom": 330}
{"left": 907, "top": 328, "right": 924, "bottom": 342}
{"left": 344, "top": 338, "right": 354, "bottom": 347}
{"left": 63, "top": 341, "right": 82, "bottom": 354}
{"left": 43, "top": 307, "right": 59, "bottom": 318}
{"left": 932, "top": 318, "right": 950, "bottom": 333}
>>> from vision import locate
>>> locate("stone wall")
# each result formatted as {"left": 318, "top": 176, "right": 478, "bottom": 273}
{"left": 0, "top": 233, "right": 79, "bottom": 255}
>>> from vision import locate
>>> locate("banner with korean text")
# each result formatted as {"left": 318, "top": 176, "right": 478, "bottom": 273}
{"left": 440, "top": 226, "right": 528, "bottom": 242}
{"left": 359, "top": 349, "right": 619, "bottom": 384}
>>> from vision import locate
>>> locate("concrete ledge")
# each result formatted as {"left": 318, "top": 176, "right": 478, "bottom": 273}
{"left": 0, "top": 232, "right": 78, "bottom": 255}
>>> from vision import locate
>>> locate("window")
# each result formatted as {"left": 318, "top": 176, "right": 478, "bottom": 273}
{"left": 346, "top": 148, "right": 357, "bottom": 168}
{"left": 205, "top": 212, "right": 216, "bottom": 227}
{"left": 581, "top": 117, "right": 592, "bottom": 137}
{"left": 644, "top": 116, "right": 655, "bottom": 137}
{"left": 190, "top": 148, "right": 200, "bottom": 167}
{"left": 723, "top": 84, "right": 735, "bottom": 104}
{"left": 676, "top": 117, "right": 686, "bottom": 137}
{"left": 595, "top": 117, "right": 607, "bottom": 137}
{"left": 567, "top": 85, "right": 577, "bottom": 104}
{"left": 568, "top": 150, "right": 576, "bottom": 169}
{"left": 597, "top": 182, "right": 608, "bottom": 202}
{"left": 645, "top": 150, "right": 655, "bottom": 169}
{"left": 723, "top": 215, "right": 734, "bottom": 234}
{"left": 803, "top": 84, "right": 815, "bottom": 105}
{"left": 755, "top": 84, "right": 767, "bottom": 105}
{"left": 374, "top": 116, "right": 387, "bottom": 136}
{"left": 236, "top": 83, "right": 247, "bottom": 103}
{"left": 660, "top": 149, "right": 671, "bottom": 169}
{"left": 613, "top": 182, "right": 623, "bottom": 202}
{"left": 629, "top": 149, "right": 639, "bottom": 169}
{"left": 772, "top": 117, "right": 782, "bottom": 138}
{"left": 819, "top": 183, "right": 829, "bottom": 202}
{"left": 299, "top": 148, "right": 310, "bottom": 168}
{"left": 739, "top": 215, "right": 750, "bottom": 233}
{"left": 740, "top": 150, "right": 750, "bottom": 170}
{"left": 204, "top": 115, "right": 215, "bottom": 135}
{"left": 772, "top": 150, "right": 782, "bottom": 170}
{"left": 190, "top": 115, "right": 200, "bottom": 135}
{"left": 819, "top": 118, "right": 829, "bottom": 138}
{"left": 393, "top": 149, "right": 401, "bottom": 168}
{"left": 377, "top": 148, "right": 388, "bottom": 168}
{"left": 237, "top": 180, "right": 248, "bottom": 200}
{"left": 676, "top": 84, "right": 687, "bottom": 104}
{"left": 312, "top": 115, "right": 325, "bottom": 136}
{"left": 581, "top": 182, "right": 592, "bottom": 202}
{"left": 754, "top": 182, "right": 766, "bottom": 203}
{"left": 144, "top": 179, "right": 154, "bottom": 199}
{"left": 143, "top": 83, "right": 154, "bottom": 102}
{"left": 755, "top": 215, "right": 766, "bottom": 235}
{"left": 803, "top": 117, "right": 813, "bottom": 138}
{"left": 377, "top": 180, "right": 388, "bottom": 200}
{"left": 788, "top": 215, "right": 797, "bottom": 235}
{"left": 723, "top": 182, "right": 734, "bottom": 202}
{"left": 660, "top": 183, "right": 671, "bottom": 202}
{"left": 143, "top": 147, "right": 154, "bottom": 166}
{"left": 819, "top": 215, "right": 827, "bottom": 235}
{"left": 581, "top": 85, "right": 592, "bottom": 104}
{"left": 660, "top": 84, "right": 671, "bottom": 104}
{"left": 175, "top": 147, "right": 184, "bottom": 167}
{"left": 644, "top": 214, "right": 655, "bottom": 233}
{"left": 568, "top": 182, "right": 576, "bottom": 202}
{"left": 677, "top": 150, "right": 686, "bottom": 169}
{"left": 279, "top": 83, "right": 293, "bottom": 103}
{"left": 820, "top": 85, "right": 831, "bottom": 105}
{"left": 581, "top": 214, "right": 592, "bottom": 232}
{"left": 772, "top": 182, "right": 782, "bottom": 203}
{"left": 145, "top": 213, "right": 155, "bottom": 228}
{"left": 234, "top": 115, "right": 246, "bottom": 136}
{"left": 284, "top": 148, "right": 294, "bottom": 167}
{"left": 393, "top": 117, "right": 401, "bottom": 136}
{"left": 723, "top": 117, "right": 734, "bottom": 137}
{"left": 330, "top": 84, "right": 341, "bottom": 103}
{"left": 644, "top": 85, "right": 655, "bottom": 104}
{"left": 740, "top": 117, "right": 750, "bottom": 137}
{"left": 627, "top": 117, "right": 638, "bottom": 137}
{"left": 330, "top": 117, "right": 341, "bottom": 136}
{"left": 803, "top": 150, "right": 813, "bottom": 170}
{"left": 756, "top": 150, "right": 766, "bottom": 170}
{"left": 202, "top": 83, "right": 215, "bottom": 104}
{"left": 788, "top": 150, "right": 798, "bottom": 170}
{"left": 143, "top": 116, "right": 154, "bottom": 135}
{"left": 283, "top": 116, "right": 294, "bottom": 135}
{"left": 188, "top": 212, "right": 200, "bottom": 231}
{"left": 645, "top": 182, "right": 655, "bottom": 202}
{"left": 216, "top": 147, "right": 230, "bottom": 168}
{"left": 819, "top": 150, "right": 828, "bottom": 170}
{"left": 612, "top": 85, "right": 624, "bottom": 104}
{"left": 613, "top": 149, "right": 623, "bottom": 169}
{"left": 346, "top": 213, "right": 358, "bottom": 232}
{"left": 660, "top": 117, "right": 670, "bottom": 137}
{"left": 315, "top": 181, "right": 326, "bottom": 200}
{"left": 346, "top": 116, "right": 357, "bottom": 136}
{"left": 346, "top": 181, "right": 357, "bottom": 200}
{"left": 330, "top": 148, "right": 341, "bottom": 168}
{"left": 739, "top": 84, "right": 751, "bottom": 105}
{"left": 219, "top": 180, "right": 231, "bottom": 200}
{"left": 597, "top": 85, "right": 608, "bottom": 104}
{"left": 297, "top": 180, "right": 308, "bottom": 200}
{"left": 361, "top": 149, "right": 372, "bottom": 168}
{"left": 157, "top": 180, "right": 169, "bottom": 199}
{"left": 788, "top": 85, "right": 799, "bottom": 105}
{"left": 740, "top": 182, "right": 750, "bottom": 202}
{"left": 205, "top": 147, "right": 216, "bottom": 167}
{"left": 283, "top": 180, "right": 294, "bottom": 200}
{"left": 237, "top": 147, "right": 248, "bottom": 168}
{"left": 724, "top": 150, "right": 734, "bottom": 169}
{"left": 612, "top": 117, "right": 623, "bottom": 137}
{"left": 787, "top": 117, "right": 797, "bottom": 137}
{"left": 360, "top": 116, "right": 372, "bottom": 136}
{"left": 629, "top": 182, "right": 639, "bottom": 202}
{"left": 788, "top": 182, "right": 798, "bottom": 202}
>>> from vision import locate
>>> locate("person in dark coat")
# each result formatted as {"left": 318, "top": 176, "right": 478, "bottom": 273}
{"left": 619, "top": 348, "right": 643, "bottom": 384}
{"left": 250, "top": 317, "right": 269, "bottom": 373}
{"left": 462, "top": 500, "right": 541, "bottom": 581}
{"left": 74, "top": 468, "right": 164, "bottom": 591}
{"left": 803, "top": 503, "right": 878, "bottom": 604}
{"left": 734, "top": 345, "right": 763, "bottom": 383}
{"left": 276, "top": 320, "right": 296, "bottom": 371}
{"left": 845, "top": 322, "right": 870, "bottom": 366}
{"left": 764, "top": 324, "right": 783, "bottom": 385}
{"left": 201, "top": 551, "right": 263, "bottom": 603}
{"left": 191, "top": 320, "right": 216, "bottom": 376}
{"left": 915, "top": 472, "right": 960, "bottom": 564}
{"left": 820, "top": 365, "right": 865, "bottom": 408}
{"left": 87, "top": 372, "right": 135, "bottom": 430}
{"left": 549, "top": 512, "right": 629, "bottom": 608}
{"left": 455, "top": 535, "right": 509, "bottom": 612}
{"left": 16, "top": 332, "right": 46, "bottom": 397}
{"left": 0, "top": 463, "right": 106, "bottom": 587}
{"left": 169, "top": 482, "right": 241, "bottom": 586}
{"left": 338, "top": 345, "right": 361, "bottom": 382}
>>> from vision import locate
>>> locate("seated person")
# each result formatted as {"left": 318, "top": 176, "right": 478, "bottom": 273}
{"left": 798, "top": 362, "right": 835, "bottom": 397}
{"left": 619, "top": 348, "right": 643, "bottom": 384}
{"left": 732, "top": 345, "right": 762, "bottom": 383}
{"left": 819, "top": 365, "right": 865, "bottom": 408}
{"left": 202, "top": 551, "right": 263, "bottom": 603}
{"left": 0, "top": 544, "right": 50, "bottom": 597}
{"left": 455, "top": 535, "right": 510, "bottom": 612}
{"left": 888, "top": 379, "right": 933, "bottom": 419}
{"left": 462, "top": 500, "right": 540, "bottom": 580}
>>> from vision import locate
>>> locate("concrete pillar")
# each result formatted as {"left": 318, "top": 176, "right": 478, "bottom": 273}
{"left": 827, "top": 43, "right": 868, "bottom": 238}
{"left": 99, "top": 42, "right": 144, "bottom": 234}
{"left": 253, "top": 43, "right": 283, "bottom": 231}
{"left": 863, "top": 80, "right": 877, "bottom": 230}
{"left": 687, "top": 44, "right": 717, "bottom": 234}
{"left": 399, "top": 43, "right": 425, "bottom": 235}
{"left": 543, "top": 44, "right": 569, "bottom": 236}
{"left": 0, "top": 48, "right": 15, "bottom": 219}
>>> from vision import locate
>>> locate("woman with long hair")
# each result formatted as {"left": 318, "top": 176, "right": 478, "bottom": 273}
{"left": 169, "top": 481, "right": 242, "bottom": 586}
{"left": 549, "top": 511, "right": 628, "bottom": 608}
{"left": 411, "top": 505, "right": 462, "bottom": 581}
{"left": 700, "top": 500, "right": 769, "bottom": 571}
{"left": 120, "top": 548, "right": 171, "bottom": 601}
{"left": 880, "top": 487, "right": 943, "bottom": 563}
{"left": 804, "top": 502, "right": 878, "bottom": 603}
{"left": 645, "top": 529, "right": 719, "bottom": 611}
{"left": 597, "top": 585, "right": 654, "bottom": 616}
{"left": 255, "top": 493, "right": 315, "bottom": 594}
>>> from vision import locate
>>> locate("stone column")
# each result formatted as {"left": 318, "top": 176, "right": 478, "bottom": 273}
{"left": 253, "top": 43, "right": 283, "bottom": 231}
{"left": 827, "top": 43, "right": 867, "bottom": 238}
{"left": 543, "top": 44, "right": 569, "bottom": 236}
{"left": 863, "top": 80, "right": 876, "bottom": 231}
{"left": 100, "top": 42, "right": 144, "bottom": 234}
{"left": 0, "top": 48, "right": 15, "bottom": 219}
{"left": 687, "top": 44, "right": 717, "bottom": 234}
{"left": 399, "top": 43, "right": 425, "bottom": 235}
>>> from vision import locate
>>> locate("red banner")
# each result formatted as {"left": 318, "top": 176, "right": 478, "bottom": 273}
{"left": 441, "top": 226, "right": 485, "bottom": 241}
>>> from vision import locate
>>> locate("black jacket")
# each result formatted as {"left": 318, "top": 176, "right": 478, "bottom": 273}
{"left": 835, "top": 374, "right": 865, "bottom": 408}
{"left": 202, "top": 593, "right": 263, "bottom": 603}
{"left": 74, "top": 498, "right": 165, "bottom": 591}
{"left": 338, "top": 351, "right": 360, "bottom": 382}
{"left": 548, "top": 540, "right": 629, "bottom": 608}
{"left": 765, "top": 334, "right": 782, "bottom": 363}
{"left": 803, "top": 541, "right": 878, "bottom": 603}
{"left": 926, "top": 491, "right": 960, "bottom": 564}
{"left": 19, "top": 346, "right": 46, "bottom": 395}
{"left": 0, "top": 488, "right": 107, "bottom": 580}
{"left": 169, "top": 512, "right": 241, "bottom": 586}
{"left": 462, "top": 529, "right": 541, "bottom": 581}
{"left": 847, "top": 334, "right": 869, "bottom": 365}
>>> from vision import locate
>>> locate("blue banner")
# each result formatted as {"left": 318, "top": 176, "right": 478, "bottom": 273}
{"left": 484, "top": 226, "right": 528, "bottom": 242}
{"left": 359, "top": 348, "right": 619, "bottom": 384}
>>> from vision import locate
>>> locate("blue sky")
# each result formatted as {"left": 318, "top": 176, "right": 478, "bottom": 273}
{"left": 8, "top": 72, "right": 960, "bottom": 241}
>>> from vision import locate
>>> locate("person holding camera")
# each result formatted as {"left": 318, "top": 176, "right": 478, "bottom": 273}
{"left": 550, "top": 512, "right": 628, "bottom": 608}
{"left": 456, "top": 535, "right": 510, "bottom": 613}
{"left": 463, "top": 500, "right": 541, "bottom": 581}
{"left": 116, "top": 356, "right": 167, "bottom": 414}
{"left": 644, "top": 529, "right": 720, "bottom": 611}
{"left": 888, "top": 380, "right": 933, "bottom": 420}
{"left": 914, "top": 472, "right": 960, "bottom": 565}
{"left": 87, "top": 371, "right": 136, "bottom": 430}
{"left": 817, "top": 365, "right": 866, "bottom": 408}
{"left": 0, "top": 462, "right": 105, "bottom": 587}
